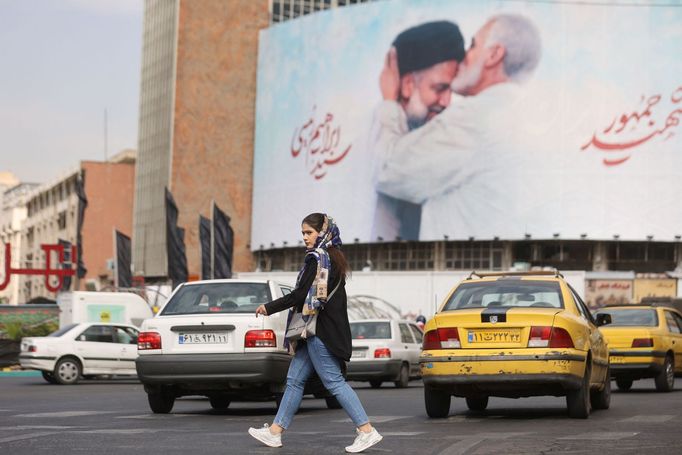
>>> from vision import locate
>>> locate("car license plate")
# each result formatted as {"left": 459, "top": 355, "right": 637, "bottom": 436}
{"left": 468, "top": 329, "right": 521, "bottom": 343}
{"left": 178, "top": 333, "right": 229, "bottom": 344}
{"left": 351, "top": 350, "right": 366, "bottom": 358}
{"left": 610, "top": 356, "right": 625, "bottom": 364}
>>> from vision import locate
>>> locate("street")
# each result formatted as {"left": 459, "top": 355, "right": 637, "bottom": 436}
{"left": 1, "top": 374, "right": 680, "bottom": 454}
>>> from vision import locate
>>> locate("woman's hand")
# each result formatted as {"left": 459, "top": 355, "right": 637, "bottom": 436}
{"left": 255, "top": 305, "right": 268, "bottom": 317}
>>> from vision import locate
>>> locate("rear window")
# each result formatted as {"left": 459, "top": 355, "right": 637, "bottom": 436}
{"left": 50, "top": 323, "right": 79, "bottom": 337}
{"left": 350, "top": 322, "right": 392, "bottom": 340}
{"left": 443, "top": 280, "right": 564, "bottom": 311}
{"left": 594, "top": 308, "right": 658, "bottom": 327}
{"left": 161, "top": 283, "right": 271, "bottom": 315}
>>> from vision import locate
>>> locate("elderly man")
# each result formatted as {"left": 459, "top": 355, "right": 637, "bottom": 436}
{"left": 371, "top": 20, "right": 465, "bottom": 241}
{"left": 373, "top": 14, "right": 542, "bottom": 241}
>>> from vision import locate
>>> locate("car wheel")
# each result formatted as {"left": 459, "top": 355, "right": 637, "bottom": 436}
{"left": 615, "top": 377, "right": 633, "bottom": 391}
{"left": 424, "top": 386, "right": 450, "bottom": 418}
{"left": 41, "top": 371, "right": 58, "bottom": 384}
{"left": 590, "top": 366, "right": 611, "bottom": 410}
{"left": 209, "top": 396, "right": 231, "bottom": 410}
{"left": 54, "top": 357, "right": 81, "bottom": 385}
{"left": 369, "top": 380, "right": 383, "bottom": 389}
{"left": 325, "top": 396, "right": 342, "bottom": 409}
{"left": 465, "top": 396, "right": 489, "bottom": 412}
{"left": 655, "top": 355, "right": 675, "bottom": 392}
{"left": 394, "top": 364, "right": 409, "bottom": 388}
{"left": 147, "top": 387, "right": 175, "bottom": 414}
{"left": 566, "top": 362, "right": 591, "bottom": 419}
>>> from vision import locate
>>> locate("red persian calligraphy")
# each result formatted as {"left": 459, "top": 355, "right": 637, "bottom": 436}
{"left": 291, "top": 106, "right": 352, "bottom": 180}
{"left": 581, "top": 86, "right": 682, "bottom": 166}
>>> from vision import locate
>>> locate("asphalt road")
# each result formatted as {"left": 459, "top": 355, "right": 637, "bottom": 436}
{"left": 1, "top": 375, "right": 681, "bottom": 454}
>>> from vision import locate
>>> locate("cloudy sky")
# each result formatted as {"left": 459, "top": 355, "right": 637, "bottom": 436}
{"left": 0, "top": 0, "right": 142, "bottom": 184}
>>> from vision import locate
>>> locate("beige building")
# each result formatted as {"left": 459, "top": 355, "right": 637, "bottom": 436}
{"left": 19, "top": 153, "right": 136, "bottom": 302}
{"left": 0, "top": 173, "right": 39, "bottom": 304}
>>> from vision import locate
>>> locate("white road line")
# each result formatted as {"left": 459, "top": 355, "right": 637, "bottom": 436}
{"left": 332, "top": 415, "right": 409, "bottom": 423}
{"left": 619, "top": 415, "right": 675, "bottom": 423}
{"left": 438, "top": 438, "right": 485, "bottom": 455}
{"left": 116, "top": 414, "right": 192, "bottom": 419}
{"left": 16, "top": 411, "right": 118, "bottom": 418}
{"left": 0, "top": 425, "right": 81, "bottom": 430}
{"left": 558, "top": 432, "right": 638, "bottom": 440}
{"left": 0, "top": 432, "right": 60, "bottom": 443}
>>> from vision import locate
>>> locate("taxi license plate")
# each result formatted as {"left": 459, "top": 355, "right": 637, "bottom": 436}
{"left": 351, "top": 350, "right": 366, "bottom": 358}
{"left": 468, "top": 329, "right": 521, "bottom": 343}
{"left": 610, "top": 356, "right": 625, "bottom": 364}
{"left": 178, "top": 333, "right": 229, "bottom": 344}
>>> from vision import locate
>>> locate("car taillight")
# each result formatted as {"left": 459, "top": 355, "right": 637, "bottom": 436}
{"left": 422, "top": 328, "right": 460, "bottom": 350}
{"left": 528, "top": 326, "right": 574, "bottom": 348}
{"left": 138, "top": 332, "right": 162, "bottom": 350}
{"left": 28, "top": 345, "right": 37, "bottom": 353}
{"left": 632, "top": 338, "right": 653, "bottom": 348}
{"left": 374, "top": 348, "right": 391, "bottom": 358}
{"left": 245, "top": 330, "right": 276, "bottom": 348}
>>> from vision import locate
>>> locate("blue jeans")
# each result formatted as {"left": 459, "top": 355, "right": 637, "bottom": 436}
{"left": 273, "top": 336, "right": 369, "bottom": 429}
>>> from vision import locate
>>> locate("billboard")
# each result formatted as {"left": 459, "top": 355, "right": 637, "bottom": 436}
{"left": 252, "top": 0, "right": 682, "bottom": 249}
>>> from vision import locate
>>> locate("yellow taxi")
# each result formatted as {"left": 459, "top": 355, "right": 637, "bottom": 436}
{"left": 593, "top": 303, "right": 682, "bottom": 392}
{"left": 420, "top": 270, "right": 611, "bottom": 419}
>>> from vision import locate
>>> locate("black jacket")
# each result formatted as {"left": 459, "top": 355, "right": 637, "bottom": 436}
{"left": 265, "top": 255, "right": 352, "bottom": 361}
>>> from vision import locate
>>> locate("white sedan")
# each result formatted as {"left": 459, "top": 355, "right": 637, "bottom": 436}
{"left": 347, "top": 319, "right": 423, "bottom": 388}
{"left": 19, "top": 322, "right": 140, "bottom": 385}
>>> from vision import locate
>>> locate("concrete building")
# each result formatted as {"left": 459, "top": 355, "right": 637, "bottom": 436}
{"left": 20, "top": 154, "right": 135, "bottom": 302}
{"left": 0, "top": 173, "right": 39, "bottom": 304}
{"left": 132, "top": 0, "right": 682, "bottom": 287}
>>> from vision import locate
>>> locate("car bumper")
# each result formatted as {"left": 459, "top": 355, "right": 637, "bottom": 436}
{"left": 419, "top": 349, "right": 586, "bottom": 397}
{"left": 609, "top": 350, "right": 665, "bottom": 377}
{"left": 135, "top": 352, "right": 292, "bottom": 385}
{"left": 346, "top": 359, "right": 402, "bottom": 381}
{"left": 18, "top": 355, "right": 56, "bottom": 372}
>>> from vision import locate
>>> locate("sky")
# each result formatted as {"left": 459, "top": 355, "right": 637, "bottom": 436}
{"left": 0, "top": 0, "right": 142, "bottom": 184}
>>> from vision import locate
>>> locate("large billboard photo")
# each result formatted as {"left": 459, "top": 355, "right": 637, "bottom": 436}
{"left": 252, "top": 0, "right": 682, "bottom": 249}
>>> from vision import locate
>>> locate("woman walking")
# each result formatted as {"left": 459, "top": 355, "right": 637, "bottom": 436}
{"left": 248, "top": 213, "right": 383, "bottom": 453}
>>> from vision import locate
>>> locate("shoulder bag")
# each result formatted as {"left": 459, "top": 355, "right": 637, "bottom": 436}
{"left": 285, "top": 279, "right": 341, "bottom": 341}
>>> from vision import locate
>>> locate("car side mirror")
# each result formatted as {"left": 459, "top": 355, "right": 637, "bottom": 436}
{"left": 596, "top": 313, "right": 612, "bottom": 327}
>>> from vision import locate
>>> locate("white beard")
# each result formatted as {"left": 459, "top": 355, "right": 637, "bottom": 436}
{"left": 451, "top": 58, "right": 485, "bottom": 96}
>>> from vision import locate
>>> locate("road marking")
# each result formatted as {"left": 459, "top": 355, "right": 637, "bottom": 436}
{"left": 332, "top": 415, "right": 409, "bottom": 423}
{"left": 75, "top": 429, "right": 167, "bottom": 434}
{"left": 558, "top": 432, "right": 638, "bottom": 440}
{"left": 619, "top": 415, "right": 675, "bottom": 423}
{"left": 116, "top": 414, "right": 192, "bottom": 419}
{"left": 16, "top": 411, "right": 117, "bottom": 418}
{"left": 0, "top": 432, "right": 60, "bottom": 443}
{"left": 436, "top": 432, "right": 531, "bottom": 455}
{"left": 0, "top": 425, "right": 81, "bottom": 430}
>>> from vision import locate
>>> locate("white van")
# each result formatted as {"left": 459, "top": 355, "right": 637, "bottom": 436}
{"left": 57, "top": 291, "right": 153, "bottom": 328}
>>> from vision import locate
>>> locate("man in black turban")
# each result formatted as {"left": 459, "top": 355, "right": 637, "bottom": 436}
{"left": 373, "top": 21, "right": 465, "bottom": 241}
{"left": 381, "top": 20, "right": 465, "bottom": 130}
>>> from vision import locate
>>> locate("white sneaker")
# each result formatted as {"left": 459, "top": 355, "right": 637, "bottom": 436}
{"left": 248, "top": 424, "right": 282, "bottom": 448}
{"left": 345, "top": 428, "right": 383, "bottom": 453}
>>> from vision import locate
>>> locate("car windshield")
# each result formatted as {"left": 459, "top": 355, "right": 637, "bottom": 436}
{"left": 350, "top": 322, "right": 392, "bottom": 340}
{"left": 443, "top": 280, "right": 564, "bottom": 310}
{"left": 161, "top": 283, "right": 271, "bottom": 315}
{"left": 594, "top": 308, "right": 658, "bottom": 327}
{"left": 49, "top": 323, "right": 78, "bottom": 337}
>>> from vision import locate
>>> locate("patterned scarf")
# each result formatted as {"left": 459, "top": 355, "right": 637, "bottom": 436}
{"left": 299, "top": 214, "right": 342, "bottom": 315}
{"left": 284, "top": 215, "right": 342, "bottom": 350}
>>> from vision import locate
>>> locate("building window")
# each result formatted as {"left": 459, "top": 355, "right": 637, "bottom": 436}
{"left": 58, "top": 211, "right": 67, "bottom": 230}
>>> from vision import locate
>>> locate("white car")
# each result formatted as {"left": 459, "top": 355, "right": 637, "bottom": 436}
{"left": 347, "top": 319, "right": 423, "bottom": 388}
{"left": 135, "top": 279, "right": 341, "bottom": 413}
{"left": 19, "top": 322, "right": 140, "bottom": 385}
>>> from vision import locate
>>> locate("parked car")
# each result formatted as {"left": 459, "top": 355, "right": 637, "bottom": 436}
{"left": 420, "top": 270, "right": 611, "bottom": 419}
{"left": 594, "top": 303, "right": 682, "bottom": 392}
{"left": 347, "top": 319, "right": 422, "bottom": 388}
{"left": 19, "top": 322, "right": 139, "bottom": 384}
{"left": 135, "top": 279, "right": 341, "bottom": 414}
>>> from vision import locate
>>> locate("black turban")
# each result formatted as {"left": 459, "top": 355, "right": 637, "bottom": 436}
{"left": 392, "top": 21, "right": 465, "bottom": 76}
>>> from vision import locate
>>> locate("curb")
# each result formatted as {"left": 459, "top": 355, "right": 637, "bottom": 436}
{"left": 0, "top": 369, "right": 41, "bottom": 377}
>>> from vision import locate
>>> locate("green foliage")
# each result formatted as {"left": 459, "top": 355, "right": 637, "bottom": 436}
{"left": 0, "top": 319, "right": 59, "bottom": 341}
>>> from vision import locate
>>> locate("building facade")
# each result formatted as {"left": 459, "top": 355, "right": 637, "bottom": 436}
{"left": 20, "top": 156, "right": 135, "bottom": 302}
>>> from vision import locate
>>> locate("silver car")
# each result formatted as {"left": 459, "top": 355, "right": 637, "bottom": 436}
{"left": 347, "top": 319, "right": 423, "bottom": 388}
